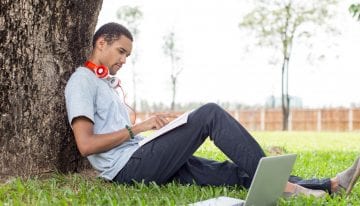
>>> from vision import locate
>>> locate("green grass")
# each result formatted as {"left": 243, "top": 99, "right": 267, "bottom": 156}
{"left": 1, "top": 132, "right": 360, "bottom": 205}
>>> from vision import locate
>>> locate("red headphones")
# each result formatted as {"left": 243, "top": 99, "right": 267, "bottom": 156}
{"left": 84, "top": 60, "right": 136, "bottom": 124}
{"left": 84, "top": 60, "right": 109, "bottom": 79}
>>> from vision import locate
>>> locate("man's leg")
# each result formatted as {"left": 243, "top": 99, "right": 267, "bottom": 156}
{"left": 114, "top": 103, "right": 265, "bottom": 185}
{"left": 289, "top": 176, "right": 332, "bottom": 194}
{"left": 169, "top": 158, "right": 331, "bottom": 191}
{"left": 169, "top": 156, "right": 252, "bottom": 188}
{"left": 197, "top": 104, "right": 331, "bottom": 192}
{"left": 114, "top": 103, "right": 332, "bottom": 194}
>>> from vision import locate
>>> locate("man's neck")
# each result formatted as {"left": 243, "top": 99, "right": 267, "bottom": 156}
{"left": 87, "top": 53, "right": 101, "bottom": 65}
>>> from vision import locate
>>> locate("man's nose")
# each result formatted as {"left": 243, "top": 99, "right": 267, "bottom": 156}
{"left": 120, "top": 55, "right": 127, "bottom": 64}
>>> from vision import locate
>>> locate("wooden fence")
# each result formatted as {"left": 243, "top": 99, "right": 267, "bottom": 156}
{"left": 227, "top": 108, "right": 360, "bottom": 131}
{"left": 134, "top": 108, "right": 360, "bottom": 131}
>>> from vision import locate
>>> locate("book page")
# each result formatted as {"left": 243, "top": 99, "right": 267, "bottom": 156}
{"left": 138, "top": 111, "right": 191, "bottom": 146}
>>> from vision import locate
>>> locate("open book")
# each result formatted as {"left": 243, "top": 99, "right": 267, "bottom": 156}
{"left": 138, "top": 111, "right": 191, "bottom": 146}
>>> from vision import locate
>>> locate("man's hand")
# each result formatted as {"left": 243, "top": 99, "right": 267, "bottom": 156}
{"left": 133, "top": 113, "right": 178, "bottom": 132}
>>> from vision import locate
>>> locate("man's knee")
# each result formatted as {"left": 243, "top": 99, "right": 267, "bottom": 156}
{"left": 189, "top": 103, "right": 225, "bottom": 124}
{"left": 200, "top": 102, "right": 224, "bottom": 114}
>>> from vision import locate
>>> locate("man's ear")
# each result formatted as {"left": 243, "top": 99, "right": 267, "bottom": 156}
{"left": 95, "top": 36, "right": 106, "bottom": 51}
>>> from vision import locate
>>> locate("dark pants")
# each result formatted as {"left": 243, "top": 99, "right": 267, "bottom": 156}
{"left": 114, "top": 103, "right": 331, "bottom": 193}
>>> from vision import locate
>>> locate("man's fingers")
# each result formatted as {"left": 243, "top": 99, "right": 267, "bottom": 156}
{"left": 157, "top": 113, "right": 179, "bottom": 119}
{"left": 152, "top": 115, "right": 171, "bottom": 130}
{"left": 157, "top": 116, "right": 168, "bottom": 127}
{"left": 148, "top": 113, "right": 181, "bottom": 130}
{"left": 155, "top": 118, "right": 166, "bottom": 129}
{"left": 165, "top": 114, "right": 179, "bottom": 118}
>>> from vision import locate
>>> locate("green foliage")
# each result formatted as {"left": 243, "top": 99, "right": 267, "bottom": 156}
{"left": 162, "top": 31, "right": 183, "bottom": 110}
{"left": 163, "top": 32, "right": 177, "bottom": 58}
{"left": 349, "top": 4, "right": 360, "bottom": 21}
{"left": 116, "top": 6, "right": 143, "bottom": 37}
{"left": 162, "top": 32, "right": 182, "bottom": 65}
{"left": 1, "top": 132, "right": 360, "bottom": 205}
{"left": 239, "top": 0, "right": 338, "bottom": 50}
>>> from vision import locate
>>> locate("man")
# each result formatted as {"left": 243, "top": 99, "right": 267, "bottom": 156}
{"left": 65, "top": 22, "right": 360, "bottom": 197}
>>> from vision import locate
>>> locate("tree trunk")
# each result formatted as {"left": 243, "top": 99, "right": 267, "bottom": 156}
{"left": 171, "top": 75, "right": 176, "bottom": 111}
{"left": 0, "top": 0, "right": 102, "bottom": 178}
{"left": 281, "top": 57, "right": 290, "bottom": 131}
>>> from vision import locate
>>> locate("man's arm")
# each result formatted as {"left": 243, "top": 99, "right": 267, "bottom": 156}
{"left": 72, "top": 116, "right": 132, "bottom": 156}
{"left": 71, "top": 114, "right": 177, "bottom": 157}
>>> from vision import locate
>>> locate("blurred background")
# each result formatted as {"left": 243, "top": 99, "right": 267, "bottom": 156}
{"left": 96, "top": 0, "right": 360, "bottom": 131}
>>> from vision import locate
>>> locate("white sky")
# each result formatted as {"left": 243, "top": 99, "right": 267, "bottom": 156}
{"left": 96, "top": 0, "right": 360, "bottom": 108}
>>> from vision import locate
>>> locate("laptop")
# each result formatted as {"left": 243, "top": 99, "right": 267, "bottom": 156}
{"left": 190, "top": 154, "right": 297, "bottom": 206}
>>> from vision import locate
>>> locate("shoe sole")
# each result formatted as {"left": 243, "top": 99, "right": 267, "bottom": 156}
{"left": 346, "top": 157, "right": 360, "bottom": 196}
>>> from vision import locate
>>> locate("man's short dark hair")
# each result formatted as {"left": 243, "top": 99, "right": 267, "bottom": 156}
{"left": 92, "top": 22, "right": 133, "bottom": 47}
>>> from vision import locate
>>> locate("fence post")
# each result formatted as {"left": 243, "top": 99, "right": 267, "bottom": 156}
{"left": 349, "top": 109, "right": 353, "bottom": 131}
{"left": 317, "top": 110, "right": 322, "bottom": 132}
{"left": 260, "top": 109, "right": 265, "bottom": 131}
{"left": 288, "top": 110, "right": 292, "bottom": 131}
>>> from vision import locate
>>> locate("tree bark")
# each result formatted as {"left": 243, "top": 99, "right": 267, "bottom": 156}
{"left": 0, "top": 0, "right": 102, "bottom": 178}
{"left": 171, "top": 75, "right": 176, "bottom": 111}
{"left": 281, "top": 4, "right": 292, "bottom": 131}
{"left": 281, "top": 57, "right": 290, "bottom": 131}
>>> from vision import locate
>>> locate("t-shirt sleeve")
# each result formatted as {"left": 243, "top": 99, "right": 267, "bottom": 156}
{"left": 65, "top": 73, "right": 96, "bottom": 125}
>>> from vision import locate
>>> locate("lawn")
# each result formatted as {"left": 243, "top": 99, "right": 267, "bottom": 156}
{"left": 1, "top": 132, "right": 360, "bottom": 205}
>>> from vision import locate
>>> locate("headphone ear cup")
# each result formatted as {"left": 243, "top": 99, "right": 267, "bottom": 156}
{"left": 94, "top": 65, "right": 109, "bottom": 78}
{"left": 109, "top": 77, "right": 121, "bottom": 88}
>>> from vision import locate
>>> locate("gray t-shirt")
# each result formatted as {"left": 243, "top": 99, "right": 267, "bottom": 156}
{"left": 65, "top": 67, "right": 143, "bottom": 180}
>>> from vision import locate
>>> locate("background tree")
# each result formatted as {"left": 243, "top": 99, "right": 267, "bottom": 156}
{"left": 349, "top": 4, "right": 360, "bottom": 20}
{"left": 116, "top": 6, "right": 143, "bottom": 112}
{"left": 0, "top": 0, "right": 102, "bottom": 178}
{"left": 239, "top": 0, "right": 338, "bottom": 130}
{"left": 162, "top": 31, "right": 183, "bottom": 111}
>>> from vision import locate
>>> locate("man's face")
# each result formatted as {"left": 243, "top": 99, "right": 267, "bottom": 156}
{"left": 98, "top": 36, "right": 133, "bottom": 75}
